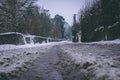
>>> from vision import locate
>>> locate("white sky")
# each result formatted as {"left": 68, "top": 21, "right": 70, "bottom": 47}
{"left": 36, "top": 0, "right": 90, "bottom": 25}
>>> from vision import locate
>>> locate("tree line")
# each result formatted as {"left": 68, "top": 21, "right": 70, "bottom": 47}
{"left": 0, "top": 0, "right": 71, "bottom": 39}
{"left": 72, "top": 0, "right": 120, "bottom": 42}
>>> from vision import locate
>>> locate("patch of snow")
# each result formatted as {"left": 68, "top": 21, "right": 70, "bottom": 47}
{"left": 0, "top": 41, "right": 70, "bottom": 51}
{"left": 90, "top": 39, "right": 120, "bottom": 44}
{"left": 94, "top": 26, "right": 104, "bottom": 32}
{"left": 0, "top": 44, "right": 17, "bottom": 51}
{"left": 0, "top": 32, "right": 24, "bottom": 36}
{"left": 49, "top": 70, "right": 63, "bottom": 80}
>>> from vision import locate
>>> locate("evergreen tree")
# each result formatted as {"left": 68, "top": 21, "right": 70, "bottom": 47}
{"left": 52, "top": 14, "right": 65, "bottom": 38}
{"left": 79, "top": 0, "right": 120, "bottom": 42}
{"left": 0, "top": 0, "right": 36, "bottom": 32}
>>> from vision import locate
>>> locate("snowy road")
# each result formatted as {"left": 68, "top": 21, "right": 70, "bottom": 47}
{"left": 13, "top": 46, "right": 63, "bottom": 80}
{"left": 0, "top": 41, "right": 120, "bottom": 80}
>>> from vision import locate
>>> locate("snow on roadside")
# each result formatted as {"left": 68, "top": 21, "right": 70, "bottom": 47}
{"left": 0, "top": 39, "right": 119, "bottom": 51}
{"left": 0, "top": 41, "right": 71, "bottom": 51}
{"left": 90, "top": 39, "right": 120, "bottom": 44}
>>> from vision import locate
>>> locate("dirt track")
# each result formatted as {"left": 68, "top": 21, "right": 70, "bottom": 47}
{"left": 0, "top": 42, "right": 120, "bottom": 80}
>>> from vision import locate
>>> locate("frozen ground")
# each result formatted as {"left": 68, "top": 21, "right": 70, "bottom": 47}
{"left": 0, "top": 41, "right": 70, "bottom": 80}
{"left": 0, "top": 40, "right": 120, "bottom": 80}
{"left": 58, "top": 43, "right": 120, "bottom": 80}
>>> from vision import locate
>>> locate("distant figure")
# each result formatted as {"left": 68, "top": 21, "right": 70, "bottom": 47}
{"left": 72, "top": 14, "right": 80, "bottom": 42}
{"left": 72, "top": 29, "right": 79, "bottom": 42}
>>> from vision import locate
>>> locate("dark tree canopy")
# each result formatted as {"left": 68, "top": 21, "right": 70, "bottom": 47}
{"left": 77, "top": 0, "right": 120, "bottom": 42}
{"left": 0, "top": 0, "right": 56, "bottom": 38}
{"left": 0, "top": 0, "right": 71, "bottom": 40}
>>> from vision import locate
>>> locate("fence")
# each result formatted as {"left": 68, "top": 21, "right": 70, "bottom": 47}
{"left": 0, "top": 32, "right": 64, "bottom": 45}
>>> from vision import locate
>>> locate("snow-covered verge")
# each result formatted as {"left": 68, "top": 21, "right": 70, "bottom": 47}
{"left": 56, "top": 43, "right": 120, "bottom": 80}
{"left": 0, "top": 41, "right": 70, "bottom": 51}
{"left": 89, "top": 39, "right": 120, "bottom": 44}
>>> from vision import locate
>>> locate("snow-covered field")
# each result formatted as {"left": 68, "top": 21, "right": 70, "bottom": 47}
{"left": 0, "top": 40, "right": 120, "bottom": 80}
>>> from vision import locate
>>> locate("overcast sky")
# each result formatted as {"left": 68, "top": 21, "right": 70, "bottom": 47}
{"left": 36, "top": 0, "right": 90, "bottom": 25}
